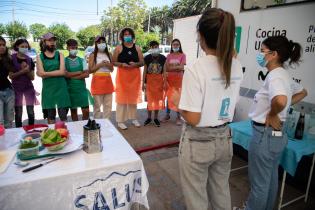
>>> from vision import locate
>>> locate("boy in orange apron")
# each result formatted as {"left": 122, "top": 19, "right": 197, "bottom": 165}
{"left": 142, "top": 41, "right": 166, "bottom": 127}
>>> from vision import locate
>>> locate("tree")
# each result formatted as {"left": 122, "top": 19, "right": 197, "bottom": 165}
{"left": 143, "top": 6, "right": 173, "bottom": 44}
{"left": 77, "top": 25, "right": 101, "bottom": 48}
{"left": 29, "top": 23, "right": 47, "bottom": 42}
{"left": 171, "top": 0, "right": 212, "bottom": 19}
{"left": 101, "top": 0, "right": 147, "bottom": 45}
{"left": 48, "top": 23, "right": 74, "bottom": 49}
{"left": 135, "top": 30, "right": 160, "bottom": 52}
{"left": 5, "top": 21, "right": 28, "bottom": 41}
{"left": 0, "top": 24, "right": 6, "bottom": 36}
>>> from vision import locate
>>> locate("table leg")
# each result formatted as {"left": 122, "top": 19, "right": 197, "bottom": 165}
{"left": 278, "top": 171, "right": 287, "bottom": 210}
{"left": 305, "top": 153, "right": 315, "bottom": 202}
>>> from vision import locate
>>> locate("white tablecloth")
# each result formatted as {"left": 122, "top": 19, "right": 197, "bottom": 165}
{"left": 0, "top": 119, "right": 149, "bottom": 210}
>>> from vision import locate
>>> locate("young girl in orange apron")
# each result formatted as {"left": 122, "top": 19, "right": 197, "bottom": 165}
{"left": 113, "top": 28, "right": 144, "bottom": 130}
{"left": 163, "top": 39, "right": 186, "bottom": 126}
{"left": 89, "top": 36, "right": 114, "bottom": 119}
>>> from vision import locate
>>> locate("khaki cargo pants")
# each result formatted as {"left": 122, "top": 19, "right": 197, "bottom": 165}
{"left": 179, "top": 123, "right": 233, "bottom": 210}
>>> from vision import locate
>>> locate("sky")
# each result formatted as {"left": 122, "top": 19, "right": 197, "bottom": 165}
{"left": 0, "top": 0, "right": 174, "bottom": 32}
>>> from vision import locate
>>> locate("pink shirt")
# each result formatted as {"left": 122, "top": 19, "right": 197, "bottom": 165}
{"left": 166, "top": 53, "right": 186, "bottom": 76}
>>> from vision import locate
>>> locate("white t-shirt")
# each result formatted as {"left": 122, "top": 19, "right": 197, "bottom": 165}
{"left": 179, "top": 55, "right": 243, "bottom": 127}
{"left": 96, "top": 52, "right": 111, "bottom": 73}
{"left": 249, "top": 67, "right": 303, "bottom": 123}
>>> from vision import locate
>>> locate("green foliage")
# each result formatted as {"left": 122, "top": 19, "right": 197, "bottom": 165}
{"left": 5, "top": 21, "right": 28, "bottom": 41}
{"left": 76, "top": 25, "right": 101, "bottom": 48}
{"left": 29, "top": 23, "right": 47, "bottom": 42}
{"left": 135, "top": 29, "right": 160, "bottom": 52}
{"left": 101, "top": 0, "right": 147, "bottom": 45}
{"left": 48, "top": 23, "right": 74, "bottom": 49}
{"left": 0, "top": 23, "right": 6, "bottom": 35}
{"left": 171, "top": 0, "right": 212, "bottom": 19}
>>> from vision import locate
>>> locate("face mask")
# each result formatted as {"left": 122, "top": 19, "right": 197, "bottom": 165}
{"left": 69, "top": 49, "right": 78, "bottom": 56}
{"left": 173, "top": 47, "right": 180, "bottom": 52}
{"left": 150, "top": 48, "right": 160, "bottom": 56}
{"left": 256, "top": 53, "right": 268, "bottom": 67}
{"left": 46, "top": 45, "right": 56, "bottom": 52}
{"left": 97, "top": 43, "right": 106, "bottom": 51}
{"left": 123, "top": 36, "right": 133, "bottom": 43}
{"left": 18, "top": 47, "right": 28, "bottom": 55}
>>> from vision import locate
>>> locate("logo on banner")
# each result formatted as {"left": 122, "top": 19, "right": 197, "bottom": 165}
{"left": 74, "top": 170, "right": 143, "bottom": 210}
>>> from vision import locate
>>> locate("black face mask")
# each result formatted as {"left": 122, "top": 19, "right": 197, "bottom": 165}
{"left": 46, "top": 45, "right": 56, "bottom": 52}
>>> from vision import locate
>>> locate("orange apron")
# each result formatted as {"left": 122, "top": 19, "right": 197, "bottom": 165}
{"left": 146, "top": 74, "right": 165, "bottom": 111}
{"left": 91, "top": 72, "right": 114, "bottom": 95}
{"left": 115, "top": 67, "right": 142, "bottom": 104}
{"left": 166, "top": 72, "right": 183, "bottom": 112}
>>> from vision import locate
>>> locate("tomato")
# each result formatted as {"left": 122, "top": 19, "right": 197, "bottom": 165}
{"left": 55, "top": 128, "right": 69, "bottom": 138}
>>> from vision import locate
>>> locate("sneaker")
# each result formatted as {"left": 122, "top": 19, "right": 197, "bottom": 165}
{"left": 153, "top": 119, "right": 161, "bottom": 127}
{"left": 132, "top": 120, "right": 141, "bottom": 127}
{"left": 118, "top": 122, "right": 127, "bottom": 130}
{"left": 161, "top": 115, "right": 170, "bottom": 123}
{"left": 176, "top": 118, "right": 182, "bottom": 126}
{"left": 144, "top": 118, "right": 152, "bottom": 126}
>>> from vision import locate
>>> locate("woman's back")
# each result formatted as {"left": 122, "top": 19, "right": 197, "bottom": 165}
{"left": 180, "top": 55, "right": 243, "bottom": 127}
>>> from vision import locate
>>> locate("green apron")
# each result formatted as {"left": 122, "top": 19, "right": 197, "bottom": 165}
{"left": 40, "top": 51, "right": 71, "bottom": 109}
{"left": 65, "top": 57, "right": 92, "bottom": 108}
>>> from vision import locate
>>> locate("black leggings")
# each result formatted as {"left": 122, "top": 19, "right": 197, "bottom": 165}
{"left": 15, "top": 106, "right": 35, "bottom": 127}
{"left": 47, "top": 108, "right": 68, "bottom": 121}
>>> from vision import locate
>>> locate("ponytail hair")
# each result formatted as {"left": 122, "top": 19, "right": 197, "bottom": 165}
{"left": 262, "top": 36, "right": 302, "bottom": 66}
{"left": 197, "top": 8, "right": 235, "bottom": 88}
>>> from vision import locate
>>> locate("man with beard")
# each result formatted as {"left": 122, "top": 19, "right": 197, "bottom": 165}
{"left": 36, "top": 32, "right": 70, "bottom": 124}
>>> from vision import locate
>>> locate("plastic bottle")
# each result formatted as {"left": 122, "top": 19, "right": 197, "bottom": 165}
{"left": 295, "top": 106, "right": 305, "bottom": 140}
{"left": 286, "top": 107, "right": 295, "bottom": 138}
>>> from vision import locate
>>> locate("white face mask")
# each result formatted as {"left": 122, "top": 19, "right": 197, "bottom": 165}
{"left": 97, "top": 43, "right": 106, "bottom": 51}
{"left": 69, "top": 49, "right": 78, "bottom": 56}
{"left": 18, "top": 47, "right": 28, "bottom": 55}
{"left": 150, "top": 48, "right": 160, "bottom": 56}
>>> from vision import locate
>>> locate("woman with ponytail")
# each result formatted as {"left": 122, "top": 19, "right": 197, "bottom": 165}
{"left": 172, "top": 8, "right": 243, "bottom": 210}
{"left": 244, "top": 36, "right": 307, "bottom": 210}
{"left": 89, "top": 36, "right": 114, "bottom": 119}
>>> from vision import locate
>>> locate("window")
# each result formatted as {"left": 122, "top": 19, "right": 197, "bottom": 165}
{"left": 241, "top": 0, "right": 314, "bottom": 11}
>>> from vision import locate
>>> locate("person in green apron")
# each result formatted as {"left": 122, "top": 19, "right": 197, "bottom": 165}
{"left": 36, "top": 32, "right": 70, "bottom": 124}
{"left": 65, "top": 39, "right": 90, "bottom": 121}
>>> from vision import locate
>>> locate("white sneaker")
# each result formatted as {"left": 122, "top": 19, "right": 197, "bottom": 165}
{"left": 117, "top": 123, "right": 127, "bottom": 130}
{"left": 132, "top": 120, "right": 141, "bottom": 127}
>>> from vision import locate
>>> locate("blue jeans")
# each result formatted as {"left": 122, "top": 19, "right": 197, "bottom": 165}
{"left": 0, "top": 88, "right": 15, "bottom": 128}
{"left": 245, "top": 124, "right": 288, "bottom": 210}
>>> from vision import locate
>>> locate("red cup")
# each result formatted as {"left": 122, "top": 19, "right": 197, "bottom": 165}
{"left": 0, "top": 124, "right": 5, "bottom": 136}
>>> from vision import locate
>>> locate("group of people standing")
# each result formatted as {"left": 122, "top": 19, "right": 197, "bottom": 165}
{"left": 0, "top": 27, "right": 186, "bottom": 130}
{"left": 0, "top": 7, "right": 309, "bottom": 210}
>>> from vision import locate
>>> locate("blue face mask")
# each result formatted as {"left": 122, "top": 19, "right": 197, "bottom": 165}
{"left": 18, "top": 47, "right": 28, "bottom": 55}
{"left": 256, "top": 53, "right": 268, "bottom": 67}
{"left": 173, "top": 47, "right": 180, "bottom": 52}
{"left": 124, "top": 36, "right": 133, "bottom": 43}
{"left": 69, "top": 49, "right": 78, "bottom": 56}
